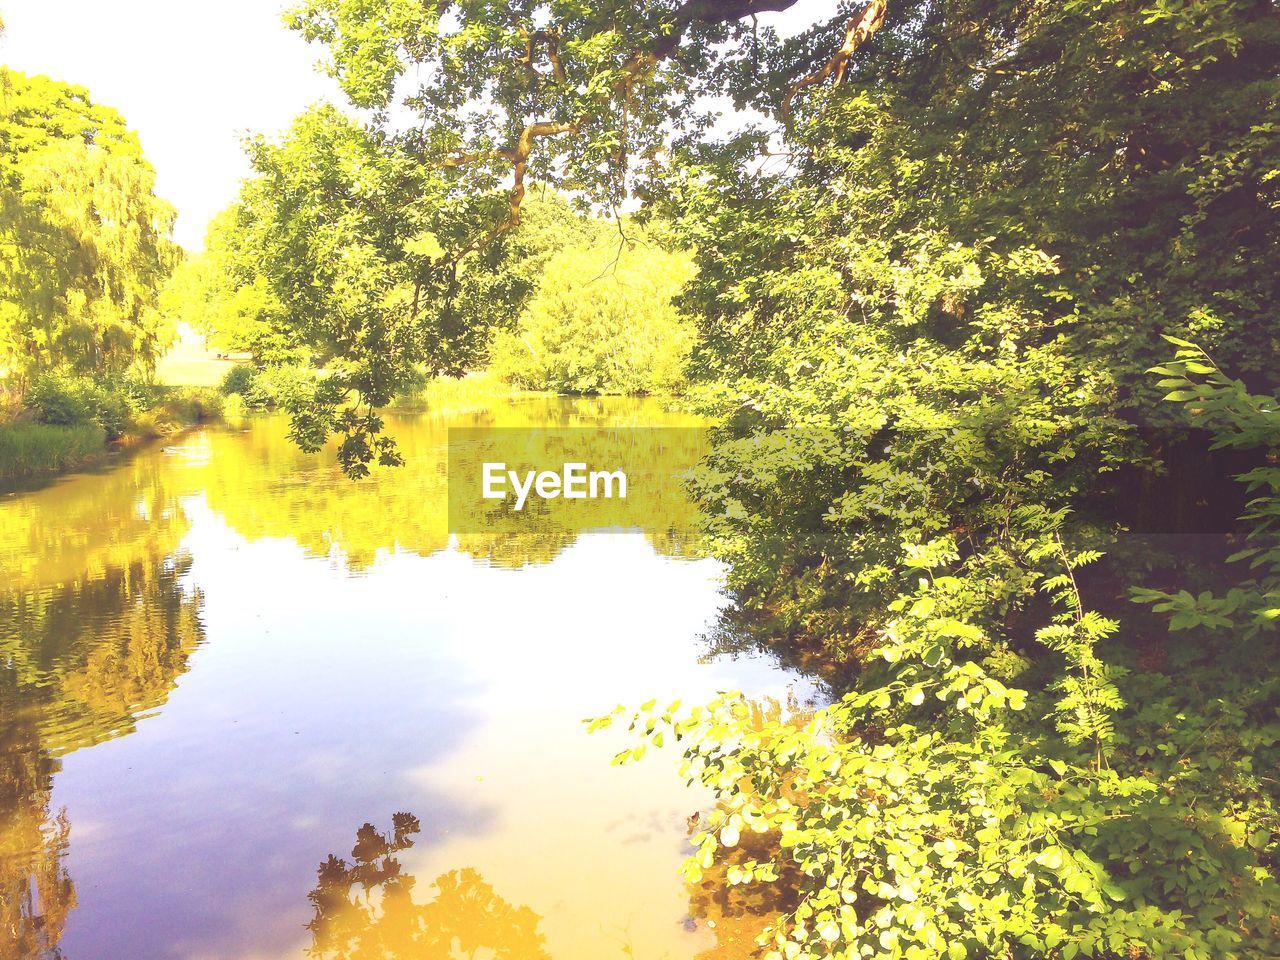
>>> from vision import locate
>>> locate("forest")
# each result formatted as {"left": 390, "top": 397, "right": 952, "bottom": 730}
{"left": 1, "top": 0, "right": 1278, "bottom": 958}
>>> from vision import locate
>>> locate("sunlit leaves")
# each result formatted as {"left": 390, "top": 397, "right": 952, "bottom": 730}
{"left": 0, "top": 70, "right": 176, "bottom": 380}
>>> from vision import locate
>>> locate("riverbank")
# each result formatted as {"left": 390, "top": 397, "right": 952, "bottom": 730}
{"left": 0, "top": 387, "right": 223, "bottom": 484}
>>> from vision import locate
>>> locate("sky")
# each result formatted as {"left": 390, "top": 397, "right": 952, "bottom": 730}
{"left": 0, "top": 0, "right": 832, "bottom": 251}
{"left": 0, "top": 0, "right": 340, "bottom": 249}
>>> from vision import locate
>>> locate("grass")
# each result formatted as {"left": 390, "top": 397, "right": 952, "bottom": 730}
{"left": 0, "top": 421, "right": 108, "bottom": 482}
{"left": 154, "top": 351, "right": 240, "bottom": 388}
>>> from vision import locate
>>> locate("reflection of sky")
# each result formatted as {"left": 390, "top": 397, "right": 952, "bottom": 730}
{"left": 52, "top": 496, "right": 818, "bottom": 960}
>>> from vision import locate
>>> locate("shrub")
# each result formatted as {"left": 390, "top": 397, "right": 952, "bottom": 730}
{"left": 220, "top": 364, "right": 258, "bottom": 397}
{"left": 222, "top": 392, "right": 247, "bottom": 419}
{"left": 220, "top": 363, "right": 312, "bottom": 411}
{"left": 254, "top": 365, "right": 312, "bottom": 409}
{"left": 165, "top": 387, "right": 223, "bottom": 423}
{"left": 130, "top": 406, "right": 181, "bottom": 440}
{"left": 25, "top": 374, "right": 92, "bottom": 426}
{"left": 89, "top": 388, "right": 134, "bottom": 440}
{"left": 24, "top": 374, "right": 138, "bottom": 439}
{"left": 489, "top": 245, "right": 697, "bottom": 395}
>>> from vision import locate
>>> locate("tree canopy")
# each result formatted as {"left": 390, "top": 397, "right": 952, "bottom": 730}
{"left": 0, "top": 68, "right": 176, "bottom": 383}
{"left": 489, "top": 243, "right": 697, "bottom": 394}
{"left": 4, "top": 1, "right": 1274, "bottom": 958}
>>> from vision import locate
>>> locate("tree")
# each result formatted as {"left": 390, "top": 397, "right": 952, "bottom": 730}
{"left": 0, "top": 69, "right": 176, "bottom": 385}
{"left": 585, "top": 0, "right": 1279, "bottom": 956}
{"left": 156, "top": 205, "right": 295, "bottom": 364}
{"left": 241, "top": 0, "right": 892, "bottom": 473}
{"left": 489, "top": 243, "right": 697, "bottom": 394}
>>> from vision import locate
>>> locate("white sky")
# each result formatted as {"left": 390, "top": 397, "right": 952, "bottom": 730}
{"left": 0, "top": 0, "right": 834, "bottom": 251}
{"left": 0, "top": 0, "right": 340, "bottom": 250}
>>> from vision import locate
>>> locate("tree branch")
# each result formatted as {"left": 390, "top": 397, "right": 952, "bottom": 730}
{"left": 450, "top": 119, "right": 583, "bottom": 260}
{"left": 783, "top": 0, "right": 888, "bottom": 122}
{"left": 450, "top": 0, "right": 864, "bottom": 257}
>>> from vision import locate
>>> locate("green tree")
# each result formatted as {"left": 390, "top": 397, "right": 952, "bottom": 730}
{"left": 489, "top": 243, "right": 697, "bottom": 394}
{"left": 586, "top": 0, "right": 1280, "bottom": 955}
{"left": 156, "top": 204, "right": 296, "bottom": 364}
{"left": 0, "top": 69, "right": 176, "bottom": 385}
{"left": 238, "top": 0, "right": 894, "bottom": 472}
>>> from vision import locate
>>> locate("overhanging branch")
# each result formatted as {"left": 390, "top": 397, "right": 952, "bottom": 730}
{"left": 783, "top": 0, "right": 888, "bottom": 122}
{"left": 448, "top": 0, "right": 882, "bottom": 258}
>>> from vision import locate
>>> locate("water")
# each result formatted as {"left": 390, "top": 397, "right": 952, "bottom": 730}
{"left": 0, "top": 397, "right": 819, "bottom": 960}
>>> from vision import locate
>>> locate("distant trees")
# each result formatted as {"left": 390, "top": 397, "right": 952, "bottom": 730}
{"left": 490, "top": 244, "right": 697, "bottom": 395}
{"left": 156, "top": 205, "right": 293, "bottom": 363}
{"left": 0, "top": 69, "right": 175, "bottom": 389}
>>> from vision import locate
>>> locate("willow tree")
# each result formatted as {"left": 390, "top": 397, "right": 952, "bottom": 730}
{"left": 0, "top": 69, "right": 175, "bottom": 386}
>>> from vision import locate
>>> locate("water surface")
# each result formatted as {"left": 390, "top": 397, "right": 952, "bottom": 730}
{"left": 0, "top": 397, "right": 818, "bottom": 960}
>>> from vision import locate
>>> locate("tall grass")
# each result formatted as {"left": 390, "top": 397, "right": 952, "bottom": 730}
{"left": 0, "top": 422, "right": 107, "bottom": 481}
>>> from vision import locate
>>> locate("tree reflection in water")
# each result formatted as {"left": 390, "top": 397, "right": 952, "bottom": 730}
{"left": 0, "top": 713, "right": 75, "bottom": 959}
{"left": 307, "top": 813, "right": 551, "bottom": 960}
{"left": 0, "top": 552, "right": 204, "bottom": 958}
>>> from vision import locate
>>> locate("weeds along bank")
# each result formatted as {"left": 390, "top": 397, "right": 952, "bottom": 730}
{"left": 0, "top": 374, "right": 222, "bottom": 482}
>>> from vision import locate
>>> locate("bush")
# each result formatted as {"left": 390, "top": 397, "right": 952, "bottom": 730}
{"left": 165, "top": 387, "right": 223, "bottom": 423}
{"left": 222, "top": 392, "right": 247, "bottom": 419}
{"left": 25, "top": 374, "right": 91, "bottom": 426}
{"left": 220, "top": 363, "right": 312, "bottom": 411}
{"left": 219, "top": 364, "right": 257, "bottom": 397}
{"left": 489, "top": 245, "right": 697, "bottom": 395}
{"left": 24, "top": 373, "right": 138, "bottom": 439}
{"left": 90, "top": 389, "right": 134, "bottom": 440}
{"left": 129, "top": 406, "right": 181, "bottom": 440}
{"left": 254, "top": 365, "right": 312, "bottom": 409}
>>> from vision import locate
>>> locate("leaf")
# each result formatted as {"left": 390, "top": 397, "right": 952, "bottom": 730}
{"left": 402, "top": 230, "right": 444, "bottom": 259}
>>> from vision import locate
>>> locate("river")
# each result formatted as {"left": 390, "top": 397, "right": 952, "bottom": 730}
{"left": 0, "top": 396, "right": 819, "bottom": 960}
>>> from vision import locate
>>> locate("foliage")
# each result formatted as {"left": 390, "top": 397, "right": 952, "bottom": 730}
{"left": 568, "top": 0, "right": 1280, "bottom": 955}
{"left": 1134, "top": 339, "right": 1280, "bottom": 636}
{"left": 232, "top": 0, "right": 919, "bottom": 473}
{"left": 598, "top": 357, "right": 1280, "bottom": 957}
{"left": 217, "top": 362, "right": 316, "bottom": 413}
{"left": 25, "top": 373, "right": 136, "bottom": 439}
{"left": 156, "top": 205, "right": 298, "bottom": 365}
{"left": 229, "top": 103, "right": 488, "bottom": 475}
{"left": 0, "top": 69, "right": 176, "bottom": 383}
{"left": 231, "top": 106, "right": 626, "bottom": 473}
{"left": 219, "top": 364, "right": 257, "bottom": 398}
{"left": 489, "top": 244, "right": 697, "bottom": 395}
